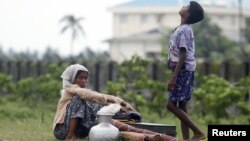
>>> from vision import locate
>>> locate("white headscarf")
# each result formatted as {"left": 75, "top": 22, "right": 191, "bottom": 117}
{"left": 61, "top": 64, "right": 88, "bottom": 89}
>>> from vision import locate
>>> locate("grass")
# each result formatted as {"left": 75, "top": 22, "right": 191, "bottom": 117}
{"left": 0, "top": 113, "right": 55, "bottom": 141}
{"left": 1, "top": 101, "right": 248, "bottom": 141}
{"left": 0, "top": 116, "right": 207, "bottom": 141}
{"left": 0, "top": 101, "right": 56, "bottom": 141}
{"left": 0, "top": 106, "right": 207, "bottom": 141}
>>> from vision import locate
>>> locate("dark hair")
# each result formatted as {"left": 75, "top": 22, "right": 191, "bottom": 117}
{"left": 186, "top": 1, "right": 204, "bottom": 24}
{"left": 75, "top": 70, "right": 88, "bottom": 80}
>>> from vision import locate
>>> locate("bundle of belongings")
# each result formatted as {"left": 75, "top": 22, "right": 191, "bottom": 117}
{"left": 113, "top": 110, "right": 142, "bottom": 123}
{"left": 110, "top": 106, "right": 180, "bottom": 141}
{"left": 112, "top": 120, "right": 180, "bottom": 141}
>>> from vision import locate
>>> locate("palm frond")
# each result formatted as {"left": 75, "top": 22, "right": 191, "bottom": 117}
{"left": 72, "top": 30, "right": 77, "bottom": 41}
{"left": 60, "top": 25, "right": 70, "bottom": 34}
{"left": 76, "top": 24, "right": 85, "bottom": 36}
{"left": 59, "top": 15, "right": 74, "bottom": 23}
{"left": 59, "top": 14, "right": 86, "bottom": 55}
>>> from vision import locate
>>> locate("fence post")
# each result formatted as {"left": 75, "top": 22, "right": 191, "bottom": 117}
{"left": 36, "top": 61, "right": 41, "bottom": 76}
{"left": 26, "top": 61, "right": 31, "bottom": 77}
{"left": 0, "top": 61, "right": 2, "bottom": 73}
{"left": 204, "top": 61, "right": 210, "bottom": 75}
{"left": 16, "top": 61, "right": 21, "bottom": 81}
{"left": 94, "top": 62, "right": 100, "bottom": 91}
{"left": 152, "top": 61, "right": 158, "bottom": 80}
{"left": 243, "top": 62, "right": 250, "bottom": 104}
{"left": 108, "top": 62, "right": 114, "bottom": 81}
{"left": 223, "top": 61, "right": 229, "bottom": 80}
{"left": 7, "top": 61, "right": 12, "bottom": 75}
{"left": 244, "top": 62, "right": 249, "bottom": 76}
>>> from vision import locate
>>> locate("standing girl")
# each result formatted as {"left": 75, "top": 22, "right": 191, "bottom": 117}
{"left": 166, "top": 1, "right": 206, "bottom": 141}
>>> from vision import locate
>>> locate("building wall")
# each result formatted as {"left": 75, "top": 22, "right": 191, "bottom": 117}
{"left": 112, "top": 7, "right": 180, "bottom": 37}
{"left": 109, "top": 40, "right": 162, "bottom": 63}
{"left": 111, "top": 6, "right": 249, "bottom": 40}
{"left": 108, "top": 4, "right": 250, "bottom": 62}
{"left": 110, "top": 41, "right": 145, "bottom": 63}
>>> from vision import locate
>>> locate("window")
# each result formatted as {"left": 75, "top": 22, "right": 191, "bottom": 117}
{"left": 231, "top": 15, "right": 236, "bottom": 25}
{"left": 140, "top": 14, "right": 148, "bottom": 23}
{"left": 218, "top": 15, "right": 224, "bottom": 20}
{"left": 156, "top": 14, "right": 164, "bottom": 24}
{"left": 119, "top": 14, "right": 127, "bottom": 24}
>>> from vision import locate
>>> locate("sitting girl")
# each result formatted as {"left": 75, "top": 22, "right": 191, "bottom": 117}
{"left": 53, "top": 64, "right": 184, "bottom": 141}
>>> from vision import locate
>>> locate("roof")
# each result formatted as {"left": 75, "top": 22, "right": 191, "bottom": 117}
{"left": 112, "top": 0, "right": 250, "bottom": 8}
{"left": 115, "top": 0, "right": 192, "bottom": 8}
{"left": 105, "top": 26, "right": 166, "bottom": 42}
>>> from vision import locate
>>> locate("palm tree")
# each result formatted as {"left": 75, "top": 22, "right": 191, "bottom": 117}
{"left": 60, "top": 15, "right": 85, "bottom": 56}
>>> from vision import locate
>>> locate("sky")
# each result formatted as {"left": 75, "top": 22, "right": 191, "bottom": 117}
{"left": 0, "top": 0, "right": 249, "bottom": 57}
{"left": 0, "top": 0, "right": 130, "bottom": 57}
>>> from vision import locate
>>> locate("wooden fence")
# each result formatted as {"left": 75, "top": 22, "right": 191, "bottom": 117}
{"left": 0, "top": 61, "right": 249, "bottom": 91}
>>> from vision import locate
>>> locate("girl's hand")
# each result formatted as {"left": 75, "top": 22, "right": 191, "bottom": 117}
{"left": 167, "top": 76, "right": 177, "bottom": 91}
{"left": 120, "top": 101, "right": 127, "bottom": 107}
{"left": 120, "top": 101, "right": 136, "bottom": 112}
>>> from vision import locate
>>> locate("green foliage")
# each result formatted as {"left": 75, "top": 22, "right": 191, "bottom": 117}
{"left": 105, "top": 55, "right": 250, "bottom": 120}
{"left": 0, "top": 61, "right": 250, "bottom": 140}
{"left": 236, "top": 76, "right": 250, "bottom": 115}
{"left": 0, "top": 101, "right": 36, "bottom": 120}
{"left": 193, "top": 16, "right": 237, "bottom": 62}
{"left": 159, "top": 30, "right": 170, "bottom": 54}
{"left": 0, "top": 46, "right": 111, "bottom": 63}
{"left": 47, "top": 63, "right": 68, "bottom": 80}
{"left": 0, "top": 73, "right": 15, "bottom": 95}
{"left": 238, "top": 75, "right": 250, "bottom": 94}
{"left": 0, "top": 60, "right": 249, "bottom": 141}
{"left": 16, "top": 75, "right": 61, "bottom": 106}
{"left": 193, "top": 75, "right": 243, "bottom": 119}
{"left": 105, "top": 56, "right": 168, "bottom": 117}
{"left": 0, "top": 64, "right": 63, "bottom": 120}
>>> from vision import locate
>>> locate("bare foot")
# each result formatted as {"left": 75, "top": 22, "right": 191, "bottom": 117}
{"left": 65, "top": 134, "right": 78, "bottom": 140}
{"left": 190, "top": 132, "right": 206, "bottom": 141}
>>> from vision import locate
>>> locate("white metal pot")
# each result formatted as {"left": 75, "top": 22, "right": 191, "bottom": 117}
{"left": 89, "top": 113, "right": 120, "bottom": 141}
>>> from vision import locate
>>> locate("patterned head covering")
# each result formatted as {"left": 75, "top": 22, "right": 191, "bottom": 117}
{"left": 61, "top": 64, "right": 88, "bottom": 89}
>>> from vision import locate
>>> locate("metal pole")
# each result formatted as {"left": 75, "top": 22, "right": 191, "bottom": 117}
{"left": 239, "top": 0, "right": 242, "bottom": 42}
{"left": 238, "top": 0, "right": 247, "bottom": 58}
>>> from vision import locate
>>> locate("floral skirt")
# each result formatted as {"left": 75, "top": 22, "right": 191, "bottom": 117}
{"left": 168, "top": 70, "right": 195, "bottom": 103}
{"left": 54, "top": 95, "right": 103, "bottom": 140}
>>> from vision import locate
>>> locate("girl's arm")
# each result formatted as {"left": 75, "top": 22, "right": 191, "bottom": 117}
{"left": 65, "top": 85, "right": 108, "bottom": 104}
{"left": 167, "top": 47, "right": 186, "bottom": 91}
{"left": 65, "top": 85, "right": 134, "bottom": 110}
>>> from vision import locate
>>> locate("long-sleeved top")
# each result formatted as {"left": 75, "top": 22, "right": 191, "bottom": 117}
{"left": 53, "top": 84, "right": 122, "bottom": 130}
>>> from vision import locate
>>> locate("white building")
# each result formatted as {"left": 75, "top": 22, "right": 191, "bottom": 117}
{"left": 107, "top": 0, "right": 250, "bottom": 63}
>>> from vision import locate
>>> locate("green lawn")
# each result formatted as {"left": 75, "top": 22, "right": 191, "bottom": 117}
{"left": 0, "top": 113, "right": 55, "bottom": 141}
{"left": 0, "top": 104, "right": 209, "bottom": 141}
{"left": 3, "top": 101, "right": 249, "bottom": 141}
